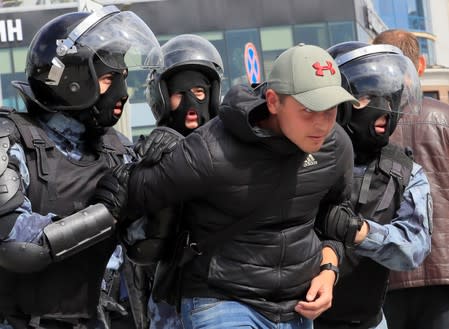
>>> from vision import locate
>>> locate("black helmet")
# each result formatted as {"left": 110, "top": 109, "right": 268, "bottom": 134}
{"left": 328, "top": 41, "right": 421, "bottom": 162}
{"left": 327, "top": 41, "right": 421, "bottom": 131}
{"left": 16, "top": 6, "right": 163, "bottom": 113}
{"left": 146, "top": 34, "right": 224, "bottom": 126}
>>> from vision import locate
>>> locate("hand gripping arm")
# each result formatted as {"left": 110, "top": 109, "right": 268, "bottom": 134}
{"left": 134, "top": 127, "right": 183, "bottom": 165}
{"left": 315, "top": 202, "right": 364, "bottom": 247}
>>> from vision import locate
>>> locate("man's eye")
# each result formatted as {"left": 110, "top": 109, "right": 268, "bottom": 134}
{"left": 191, "top": 87, "right": 205, "bottom": 94}
{"left": 353, "top": 96, "right": 371, "bottom": 109}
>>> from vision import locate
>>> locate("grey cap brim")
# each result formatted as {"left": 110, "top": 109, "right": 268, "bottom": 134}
{"left": 291, "top": 85, "right": 359, "bottom": 112}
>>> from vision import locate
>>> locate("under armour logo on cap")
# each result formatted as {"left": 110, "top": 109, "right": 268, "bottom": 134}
{"left": 312, "top": 61, "right": 336, "bottom": 76}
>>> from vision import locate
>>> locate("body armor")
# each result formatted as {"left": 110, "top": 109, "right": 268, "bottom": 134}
{"left": 318, "top": 143, "right": 413, "bottom": 329}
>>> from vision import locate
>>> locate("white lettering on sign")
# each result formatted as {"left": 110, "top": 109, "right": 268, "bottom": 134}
{"left": 0, "top": 19, "right": 23, "bottom": 42}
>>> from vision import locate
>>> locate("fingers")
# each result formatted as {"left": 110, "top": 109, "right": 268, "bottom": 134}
{"left": 140, "top": 128, "right": 183, "bottom": 166}
{"left": 294, "top": 274, "right": 333, "bottom": 320}
{"left": 294, "top": 290, "right": 332, "bottom": 320}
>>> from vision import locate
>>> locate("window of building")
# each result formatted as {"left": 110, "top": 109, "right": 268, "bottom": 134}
{"left": 13, "top": 47, "right": 26, "bottom": 72}
{"left": 225, "top": 28, "right": 261, "bottom": 87}
{"left": 260, "top": 26, "right": 293, "bottom": 79}
{"left": 1, "top": 72, "right": 25, "bottom": 110}
{"left": 407, "top": 0, "right": 427, "bottom": 30}
{"left": 328, "top": 21, "right": 356, "bottom": 46}
{"left": 423, "top": 90, "right": 439, "bottom": 100}
{"left": 419, "top": 37, "right": 435, "bottom": 66}
{"left": 293, "top": 23, "right": 329, "bottom": 48}
{"left": 0, "top": 49, "right": 12, "bottom": 73}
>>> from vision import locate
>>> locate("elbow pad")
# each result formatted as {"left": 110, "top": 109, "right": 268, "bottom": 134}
{"left": 0, "top": 204, "right": 115, "bottom": 273}
{"left": 43, "top": 203, "right": 115, "bottom": 261}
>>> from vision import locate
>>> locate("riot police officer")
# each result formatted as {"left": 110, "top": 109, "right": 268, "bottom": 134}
{"left": 0, "top": 6, "right": 162, "bottom": 329}
{"left": 314, "top": 42, "right": 432, "bottom": 329}
{"left": 124, "top": 33, "right": 224, "bottom": 329}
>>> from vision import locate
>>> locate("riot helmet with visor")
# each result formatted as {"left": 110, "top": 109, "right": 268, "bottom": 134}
{"left": 328, "top": 41, "right": 421, "bottom": 162}
{"left": 14, "top": 6, "right": 163, "bottom": 130}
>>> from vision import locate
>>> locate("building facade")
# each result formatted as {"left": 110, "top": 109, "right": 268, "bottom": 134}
{"left": 373, "top": 0, "right": 449, "bottom": 103}
{"left": 0, "top": 0, "right": 384, "bottom": 139}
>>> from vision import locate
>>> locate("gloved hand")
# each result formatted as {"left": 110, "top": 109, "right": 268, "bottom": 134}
{"left": 92, "top": 163, "right": 135, "bottom": 223}
{"left": 134, "top": 126, "right": 184, "bottom": 166}
{"left": 315, "top": 203, "right": 364, "bottom": 247}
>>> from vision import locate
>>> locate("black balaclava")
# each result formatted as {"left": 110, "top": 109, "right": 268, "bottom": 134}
{"left": 346, "top": 96, "right": 392, "bottom": 164}
{"left": 76, "top": 57, "right": 128, "bottom": 135}
{"left": 166, "top": 70, "right": 210, "bottom": 136}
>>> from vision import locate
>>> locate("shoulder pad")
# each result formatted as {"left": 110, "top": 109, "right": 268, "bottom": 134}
{"left": 0, "top": 136, "right": 10, "bottom": 175}
{"left": 0, "top": 117, "right": 20, "bottom": 176}
{"left": 0, "top": 117, "right": 18, "bottom": 139}
{"left": 0, "top": 168, "right": 24, "bottom": 216}
{"left": 0, "top": 118, "right": 25, "bottom": 214}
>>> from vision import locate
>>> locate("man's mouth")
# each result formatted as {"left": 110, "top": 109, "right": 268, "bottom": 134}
{"left": 375, "top": 117, "right": 387, "bottom": 134}
{"left": 186, "top": 109, "right": 198, "bottom": 123}
{"left": 113, "top": 102, "right": 123, "bottom": 117}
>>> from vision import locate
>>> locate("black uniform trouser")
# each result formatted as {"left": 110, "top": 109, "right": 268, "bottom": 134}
{"left": 383, "top": 285, "right": 449, "bottom": 329}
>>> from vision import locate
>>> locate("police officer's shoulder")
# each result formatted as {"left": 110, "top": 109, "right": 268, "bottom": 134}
{"left": 386, "top": 142, "right": 414, "bottom": 161}
{"left": 0, "top": 108, "right": 25, "bottom": 224}
{"left": 103, "top": 127, "right": 136, "bottom": 160}
{"left": 0, "top": 108, "right": 21, "bottom": 145}
{"left": 111, "top": 128, "right": 133, "bottom": 148}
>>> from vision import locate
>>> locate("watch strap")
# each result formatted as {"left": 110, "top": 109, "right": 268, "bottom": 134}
{"left": 320, "top": 262, "right": 339, "bottom": 285}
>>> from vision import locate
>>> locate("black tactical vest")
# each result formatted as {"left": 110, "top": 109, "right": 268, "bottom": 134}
{"left": 0, "top": 111, "right": 129, "bottom": 319}
{"left": 317, "top": 143, "right": 413, "bottom": 329}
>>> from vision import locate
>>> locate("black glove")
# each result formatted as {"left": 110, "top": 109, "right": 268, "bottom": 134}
{"left": 315, "top": 203, "right": 364, "bottom": 247}
{"left": 134, "top": 127, "right": 183, "bottom": 166}
{"left": 92, "top": 163, "right": 134, "bottom": 222}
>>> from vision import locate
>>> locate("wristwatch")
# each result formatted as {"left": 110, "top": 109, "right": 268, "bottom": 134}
{"left": 320, "top": 263, "right": 340, "bottom": 285}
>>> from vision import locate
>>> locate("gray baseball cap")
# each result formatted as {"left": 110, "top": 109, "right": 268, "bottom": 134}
{"left": 268, "top": 44, "right": 359, "bottom": 111}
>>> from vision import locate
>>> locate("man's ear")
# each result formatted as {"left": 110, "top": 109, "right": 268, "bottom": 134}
{"left": 265, "top": 89, "right": 279, "bottom": 115}
{"left": 418, "top": 55, "right": 426, "bottom": 76}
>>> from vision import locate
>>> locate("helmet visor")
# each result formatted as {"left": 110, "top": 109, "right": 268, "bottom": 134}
{"left": 77, "top": 10, "right": 163, "bottom": 70}
{"left": 340, "top": 53, "right": 422, "bottom": 115}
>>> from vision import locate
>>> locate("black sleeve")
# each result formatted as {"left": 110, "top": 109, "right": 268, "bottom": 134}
{"left": 128, "top": 132, "right": 214, "bottom": 215}
{"left": 323, "top": 124, "right": 354, "bottom": 204}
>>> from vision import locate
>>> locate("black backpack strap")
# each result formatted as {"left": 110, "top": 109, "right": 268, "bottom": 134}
{"left": 357, "top": 161, "right": 376, "bottom": 205}
{"left": 375, "top": 143, "right": 413, "bottom": 213}
{"left": 8, "top": 113, "right": 57, "bottom": 199}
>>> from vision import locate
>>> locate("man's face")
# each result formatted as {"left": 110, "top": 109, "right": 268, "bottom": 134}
{"left": 98, "top": 70, "right": 128, "bottom": 120}
{"left": 165, "top": 70, "right": 211, "bottom": 136}
{"left": 169, "top": 86, "right": 207, "bottom": 130}
{"left": 270, "top": 93, "right": 337, "bottom": 153}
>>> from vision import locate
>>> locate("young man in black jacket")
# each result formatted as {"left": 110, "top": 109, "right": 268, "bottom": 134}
{"left": 96, "top": 44, "right": 358, "bottom": 329}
